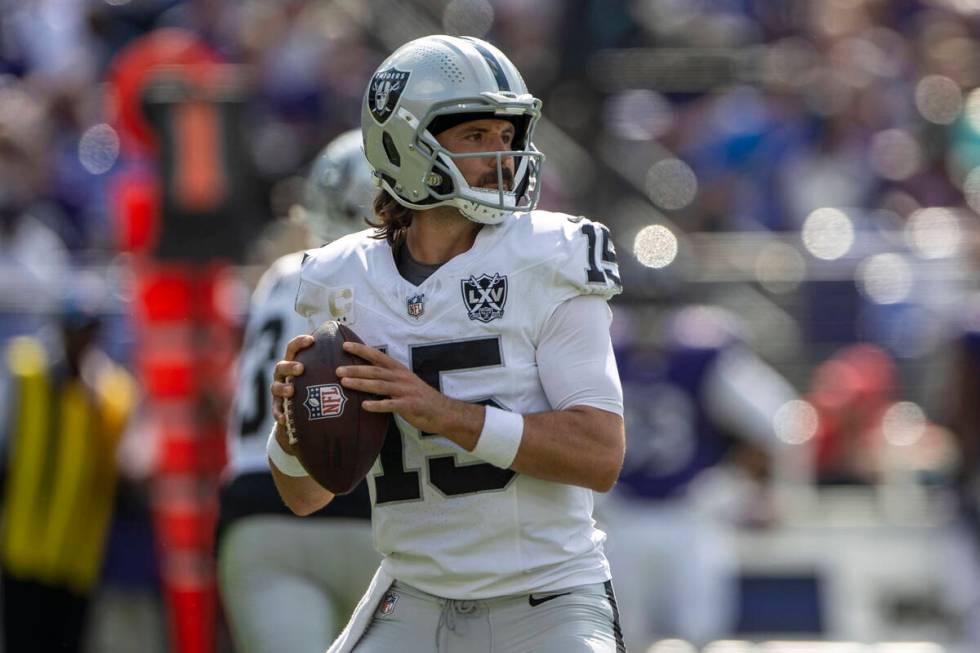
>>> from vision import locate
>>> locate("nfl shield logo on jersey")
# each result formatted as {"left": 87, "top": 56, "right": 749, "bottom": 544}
{"left": 368, "top": 67, "right": 410, "bottom": 124}
{"left": 407, "top": 293, "right": 425, "bottom": 319}
{"left": 303, "top": 384, "right": 347, "bottom": 420}
{"left": 462, "top": 273, "right": 507, "bottom": 323}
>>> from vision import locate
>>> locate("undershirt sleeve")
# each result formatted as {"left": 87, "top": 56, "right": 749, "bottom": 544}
{"left": 536, "top": 295, "right": 624, "bottom": 416}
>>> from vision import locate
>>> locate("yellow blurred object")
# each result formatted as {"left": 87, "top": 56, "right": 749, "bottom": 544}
{"left": 0, "top": 336, "right": 136, "bottom": 593}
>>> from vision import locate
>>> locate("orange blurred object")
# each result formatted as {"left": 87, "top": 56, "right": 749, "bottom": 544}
{"left": 106, "top": 28, "right": 223, "bottom": 154}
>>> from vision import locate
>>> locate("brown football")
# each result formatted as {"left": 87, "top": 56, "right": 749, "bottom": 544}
{"left": 284, "top": 321, "right": 389, "bottom": 494}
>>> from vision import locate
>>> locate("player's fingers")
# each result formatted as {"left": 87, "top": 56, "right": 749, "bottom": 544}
{"left": 274, "top": 360, "right": 304, "bottom": 381}
{"left": 335, "top": 364, "right": 392, "bottom": 380}
{"left": 271, "top": 379, "right": 295, "bottom": 399}
{"left": 271, "top": 382, "right": 293, "bottom": 424}
{"left": 339, "top": 376, "right": 392, "bottom": 396}
{"left": 272, "top": 395, "right": 285, "bottom": 423}
{"left": 343, "top": 341, "right": 401, "bottom": 368}
{"left": 284, "top": 334, "right": 315, "bottom": 360}
{"left": 360, "top": 398, "right": 398, "bottom": 413}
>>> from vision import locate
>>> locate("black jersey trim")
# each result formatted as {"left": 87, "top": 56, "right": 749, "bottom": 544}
{"left": 604, "top": 580, "right": 627, "bottom": 653}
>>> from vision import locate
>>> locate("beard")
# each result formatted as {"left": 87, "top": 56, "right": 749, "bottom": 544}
{"left": 475, "top": 167, "right": 514, "bottom": 191}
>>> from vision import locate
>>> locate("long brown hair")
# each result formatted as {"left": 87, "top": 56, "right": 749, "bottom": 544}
{"left": 369, "top": 189, "right": 413, "bottom": 247}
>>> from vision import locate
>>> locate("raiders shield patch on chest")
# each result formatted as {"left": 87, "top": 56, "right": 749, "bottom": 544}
{"left": 461, "top": 273, "right": 507, "bottom": 323}
{"left": 368, "top": 67, "right": 410, "bottom": 124}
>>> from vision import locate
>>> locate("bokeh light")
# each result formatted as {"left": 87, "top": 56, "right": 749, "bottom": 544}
{"left": 762, "top": 37, "right": 820, "bottom": 90}
{"left": 869, "top": 129, "right": 921, "bottom": 181}
{"left": 915, "top": 75, "right": 962, "bottom": 124}
{"left": 801, "top": 208, "right": 854, "bottom": 260}
{"left": 754, "top": 241, "right": 806, "bottom": 294}
{"left": 633, "top": 224, "right": 678, "bottom": 268}
{"left": 606, "top": 89, "right": 674, "bottom": 141}
{"left": 645, "top": 158, "right": 697, "bottom": 210}
{"left": 857, "top": 253, "right": 912, "bottom": 305}
{"left": 773, "top": 400, "right": 819, "bottom": 445}
{"left": 882, "top": 402, "right": 927, "bottom": 447}
{"left": 78, "top": 123, "right": 119, "bottom": 175}
{"left": 905, "top": 207, "right": 962, "bottom": 259}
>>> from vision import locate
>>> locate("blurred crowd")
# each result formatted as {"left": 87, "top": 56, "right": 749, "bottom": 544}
{"left": 1, "top": 0, "right": 980, "bottom": 651}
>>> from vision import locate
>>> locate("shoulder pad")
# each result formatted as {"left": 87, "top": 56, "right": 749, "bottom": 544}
{"left": 299, "top": 229, "right": 375, "bottom": 279}
{"left": 252, "top": 252, "right": 304, "bottom": 305}
{"left": 295, "top": 230, "right": 377, "bottom": 323}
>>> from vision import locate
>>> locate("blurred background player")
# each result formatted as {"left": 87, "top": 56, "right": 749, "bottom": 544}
{"left": 604, "top": 304, "right": 797, "bottom": 650}
{"left": 0, "top": 295, "right": 136, "bottom": 653}
{"left": 216, "top": 129, "right": 380, "bottom": 653}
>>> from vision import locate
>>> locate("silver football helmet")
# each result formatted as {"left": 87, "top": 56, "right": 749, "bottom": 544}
{"left": 361, "top": 35, "right": 544, "bottom": 225}
{"left": 304, "top": 129, "right": 377, "bottom": 244}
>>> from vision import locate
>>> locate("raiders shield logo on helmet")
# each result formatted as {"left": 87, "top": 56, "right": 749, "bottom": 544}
{"left": 462, "top": 273, "right": 507, "bottom": 323}
{"left": 368, "top": 67, "right": 410, "bottom": 124}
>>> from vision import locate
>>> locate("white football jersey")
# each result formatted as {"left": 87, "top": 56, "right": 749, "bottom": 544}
{"left": 296, "top": 210, "right": 623, "bottom": 599}
{"left": 227, "top": 252, "right": 312, "bottom": 476}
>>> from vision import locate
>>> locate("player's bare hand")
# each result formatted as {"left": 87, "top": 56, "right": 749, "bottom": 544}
{"left": 337, "top": 341, "right": 452, "bottom": 434}
{"left": 271, "top": 335, "right": 315, "bottom": 435}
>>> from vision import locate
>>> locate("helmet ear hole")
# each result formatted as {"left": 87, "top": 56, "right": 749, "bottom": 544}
{"left": 382, "top": 132, "right": 401, "bottom": 167}
{"left": 430, "top": 158, "right": 455, "bottom": 195}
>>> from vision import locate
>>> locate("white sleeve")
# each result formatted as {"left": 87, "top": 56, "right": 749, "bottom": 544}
{"left": 536, "top": 295, "right": 623, "bottom": 416}
{"left": 703, "top": 344, "right": 798, "bottom": 448}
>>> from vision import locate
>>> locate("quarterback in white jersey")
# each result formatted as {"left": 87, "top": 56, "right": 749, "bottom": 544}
{"left": 268, "top": 35, "right": 627, "bottom": 653}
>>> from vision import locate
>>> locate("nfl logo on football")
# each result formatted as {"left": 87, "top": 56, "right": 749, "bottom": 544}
{"left": 407, "top": 292, "right": 425, "bottom": 319}
{"left": 303, "top": 383, "right": 347, "bottom": 420}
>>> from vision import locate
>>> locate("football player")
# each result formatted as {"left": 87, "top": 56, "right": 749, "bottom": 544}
{"left": 605, "top": 305, "right": 797, "bottom": 649}
{"left": 217, "top": 130, "right": 380, "bottom": 653}
{"left": 267, "top": 36, "right": 628, "bottom": 653}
